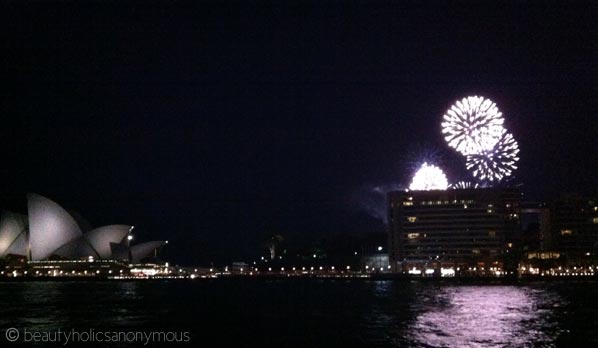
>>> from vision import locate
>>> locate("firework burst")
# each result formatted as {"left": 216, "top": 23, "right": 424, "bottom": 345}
{"left": 409, "top": 162, "right": 449, "bottom": 191}
{"left": 466, "top": 130, "right": 520, "bottom": 182}
{"left": 450, "top": 181, "right": 480, "bottom": 189}
{"left": 441, "top": 96, "right": 505, "bottom": 155}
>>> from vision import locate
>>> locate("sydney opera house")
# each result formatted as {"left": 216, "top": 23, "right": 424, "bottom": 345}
{"left": 0, "top": 193, "right": 167, "bottom": 278}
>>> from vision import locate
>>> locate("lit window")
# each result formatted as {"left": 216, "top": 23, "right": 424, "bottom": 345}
{"left": 488, "top": 231, "right": 496, "bottom": 237}
{"left": 407, "top": 233, "right": 420, "bottom": 239}
{"left": 487, "top": 209, "right": 493, "bottom": 213}
{"left": 472, "top": 249, "right": 480, "bottom": 254}
{"left": 407, "top": 216, "right": 417, "bottom": 222}
{"left": 594, "top": 206, "right": 598, "bottom": 212}
{"left": 561, "top": 229, "right": 573, "bottom": 236}
{"left": 507, "top": 243, "right": 513, "bottom": 248}
{"left": 527, "top": 252, "right": 537, "bottom": 259}
{"left": 403, "top": 201, "right": 413, "bottom": 206}
{"left": 593, "top": 217, "right": 598, "bottom": 224}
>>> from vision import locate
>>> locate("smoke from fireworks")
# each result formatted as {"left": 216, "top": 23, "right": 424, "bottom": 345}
{"left": 441, "top": 96, "right": 505, "bottom": 156}
{"left": 466, "top": 130, "right": 520, "bottom": 182}
{"left": 353, "top": 183, "right": 405, "bottom": 223}
{"left": 409, "top": 162, "right": 449, "bottom": 191}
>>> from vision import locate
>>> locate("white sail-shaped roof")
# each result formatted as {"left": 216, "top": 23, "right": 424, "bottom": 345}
{"left": 27, "top": 193, "right": 83, "bottom": 260}
{"left": 131, "top": 241, "right": 166, "bottom": 262}
{"left": 53, "top": 237, "right": 98, "bottom": 259}
{"left": 0, "top": 211, "right": 28, "bottom": 257}
{"left": 84, "top": 225, "right": 131, "bottom": 259}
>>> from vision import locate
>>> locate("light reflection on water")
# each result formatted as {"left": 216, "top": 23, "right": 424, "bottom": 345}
{"left": 1, "top": 280, "right": 594, "bottom": 347}
{"left": 405, "top": 285, "right": 566, "bottom": 348}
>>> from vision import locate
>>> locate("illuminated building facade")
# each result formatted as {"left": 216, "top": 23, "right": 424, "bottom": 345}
{"left": 388, "top": 188, "right": 521, "bottom": 273}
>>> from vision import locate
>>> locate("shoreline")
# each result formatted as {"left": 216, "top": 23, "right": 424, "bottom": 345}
{"left": 1, "top": 274, "right": 596, "bottom": 283}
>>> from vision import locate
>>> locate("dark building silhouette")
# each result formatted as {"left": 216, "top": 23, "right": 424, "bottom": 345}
{"left": 520, "top": 202, "right": 551, "bottom": 251}
{"left": 550, "top": 195, "right": 598, "bottom": 264}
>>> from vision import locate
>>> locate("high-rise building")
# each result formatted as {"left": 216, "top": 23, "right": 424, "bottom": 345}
{"left": 520, "top": 202, "right": 551, "bottom": 251}
{"left": 550, "top": 195, "right": 598, "bottom": 264}
{"left": 388, "top": 188, "right": 522, "bottom": 273}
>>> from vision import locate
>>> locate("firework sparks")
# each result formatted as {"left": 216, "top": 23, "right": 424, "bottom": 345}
{"left": 441, "top": 96, "right": 505, "bottom": 155}
{"left": 450, "top": 181, "right": 480, "bottom": 189}
{"left": 409, "top": 162, "right": 449, "bottom": 191}
{"left": 466, "top": 130, "right": 520, "bottom": 182}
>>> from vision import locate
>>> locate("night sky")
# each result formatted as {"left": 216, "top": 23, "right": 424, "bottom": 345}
{"left": 2, "top": 1, "right": 597, "bottom": 265}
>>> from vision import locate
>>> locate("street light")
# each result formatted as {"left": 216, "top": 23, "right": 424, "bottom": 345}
{"left": 127, "top": 226, "right": 135, "bottom": 263}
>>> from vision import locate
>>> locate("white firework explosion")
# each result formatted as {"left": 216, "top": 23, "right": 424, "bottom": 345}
{"left": 450, "top": 181, "right": 480, "bottom": 189}
{"left": 409, "top": 162, "right": 449, "bottom": 191}
{"left": 466, "top": 130, "right": 520, "bottom": 182}
{"left": 441, "top": 96, "right": 505, "bottom": 156}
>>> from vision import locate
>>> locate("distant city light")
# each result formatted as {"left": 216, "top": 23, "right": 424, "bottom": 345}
{"left": 408, "top": 268, "right": 421, "bottom": 275}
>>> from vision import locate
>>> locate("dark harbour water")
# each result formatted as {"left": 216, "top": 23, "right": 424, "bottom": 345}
{"left": 1, "top": 279, "right": 597, "bottom": 347}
